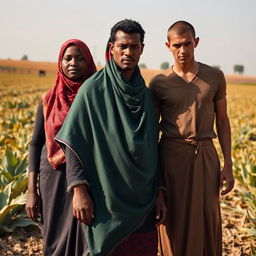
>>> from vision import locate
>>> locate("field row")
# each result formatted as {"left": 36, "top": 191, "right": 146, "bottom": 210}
{"left": 0, "top": 73, "right": 255, "bottom": 254}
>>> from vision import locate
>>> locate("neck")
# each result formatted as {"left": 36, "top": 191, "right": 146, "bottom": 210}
{"left": 121, "top": 69, "right": 134, "bottom": 81}
{"left": 172, "top": 60, "right": 199, "bottom": 83}
{"left": 173, "top": 60, "right": 198, "bottom": 75}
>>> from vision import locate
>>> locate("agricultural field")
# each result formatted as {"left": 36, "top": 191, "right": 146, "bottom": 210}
{"left": 0, "top": 60, "right": 255, "bottom": 255}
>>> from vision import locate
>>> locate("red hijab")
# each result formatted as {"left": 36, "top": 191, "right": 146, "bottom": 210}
{"left": 41, "top": 39, "right": 97, "bottom": 169}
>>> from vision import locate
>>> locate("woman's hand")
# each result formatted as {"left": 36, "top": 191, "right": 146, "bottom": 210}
{"left": 73, "top": 184, "right": 94, "bottom": 225}
{"left": 26, "top": 172, "right": 41, "bottom": 222}
{"left": 26, "top": 191, "right": 41, "bottom": 222}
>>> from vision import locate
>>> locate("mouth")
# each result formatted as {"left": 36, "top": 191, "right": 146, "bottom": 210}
{"left": 122, "top": 58, "right": 134, "bottom": 64}
{"left": 179, "top": 55, "right": 188, "bottom": 60}
{"left": 68, "top": 69, "right": 79, "bottom": 73}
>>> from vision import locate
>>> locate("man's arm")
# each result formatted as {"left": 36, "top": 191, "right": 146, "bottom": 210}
{"left": 149, "top": 81, "right": 167, "bottom": 223}
{"left": 65, "top": 147, "right": 94, "bottom": 225}
{"left": 215, "top": 97, "right": 234, "bottom": 195}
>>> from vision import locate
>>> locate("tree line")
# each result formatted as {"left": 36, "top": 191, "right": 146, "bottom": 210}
{"left": 139, "top": 62, "right": 245, "bottom": 74}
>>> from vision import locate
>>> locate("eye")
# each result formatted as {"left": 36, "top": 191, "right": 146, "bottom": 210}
{"left": 132, "top": 45, "right": 139, "bottom": 50}
{"left": 173, "top": 44, "right": 181, "bottom": 48}
{"left": 78, "top": 56, "right": 85, "bottom": 62}
{"left": 63, "top": 55, "right": 72, "bottom": 61}
{"left": 119, "top": 45, "right": 127, "bottom": 50}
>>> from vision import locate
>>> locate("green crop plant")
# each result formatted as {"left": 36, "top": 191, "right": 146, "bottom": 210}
{"left": 0, "top": 146, "right": 28, "bottom": 190}
{"left": 0, "top": 181, "right": 35, "bottom": 233}
{"left": 233, "top": 155, "right": 256, "bottom": 238}
{"left": 0, "top": 146, "right": 37, "bottom": 233}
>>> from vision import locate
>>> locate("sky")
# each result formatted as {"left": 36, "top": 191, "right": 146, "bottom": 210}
{"left": 1, "top": 0, "right": 256, "bottom": 76}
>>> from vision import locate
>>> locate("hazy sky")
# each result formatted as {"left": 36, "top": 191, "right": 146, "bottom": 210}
{"left": 1, "top": 0, "right": 256, "bottom": 75}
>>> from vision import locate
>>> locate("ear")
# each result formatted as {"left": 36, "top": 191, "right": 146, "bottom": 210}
{"left": 141, "top": 43, "right": 145, "bottom": 54}
{"left": 194, "top": 37, "right": 199, "bottom": 48}
{"left": 165, "top": 41, "right": 170, "bottom": 50}
{"left": 109, "top": 42, "right": 114, "bottom": 55}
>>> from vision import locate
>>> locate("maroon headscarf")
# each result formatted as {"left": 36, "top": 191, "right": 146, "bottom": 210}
{"left": 41, "top": 39, "right": 97, "bottom": 169}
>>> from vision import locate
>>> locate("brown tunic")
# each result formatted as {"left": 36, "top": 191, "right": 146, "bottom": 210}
{"left": 149, "top": 63, "right": 226, "bottom": 256}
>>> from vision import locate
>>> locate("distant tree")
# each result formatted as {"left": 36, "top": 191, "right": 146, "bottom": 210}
{"left": 212, "top": 65, "right": 221, "bottom": 70}
{"left": 21, "top": 55, "right": 28, "bottom": 61}
{"left": 233, "top": 64, "right": 244, "bottom": 74}
{"left": 139, "top": 63, "right": 147, "bottom": 69}
{"left": 160, "top": 62, "right": 170, "bottom": 70}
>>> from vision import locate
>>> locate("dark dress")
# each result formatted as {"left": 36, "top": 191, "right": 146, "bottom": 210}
{"left": 28, "top": 102, "right": 87, "bottom": 256}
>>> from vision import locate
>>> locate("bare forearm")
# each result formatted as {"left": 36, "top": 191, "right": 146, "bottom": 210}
{"left": 216, "top": 117, "right": 232, "bottom": 167}
{"left": 26, "top": 171, "right": 41, "bottom": 221}
{"left": 27, "top": 171, "right": 38, "bottom": 193}
{"left": 215, "top": 98, "right": 234, "bottom": 194}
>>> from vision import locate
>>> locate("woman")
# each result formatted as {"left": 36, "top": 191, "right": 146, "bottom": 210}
{"left": 25, "top": 39, "right": 96, "bottom": 256}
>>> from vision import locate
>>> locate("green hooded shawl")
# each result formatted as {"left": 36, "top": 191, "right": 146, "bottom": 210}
{"left": 56, "top": 58, "right": 159, "bottom": 256}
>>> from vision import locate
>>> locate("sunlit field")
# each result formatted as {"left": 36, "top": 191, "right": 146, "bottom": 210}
{"left": 0, "top": 60, "right": 255, "bottom": 255}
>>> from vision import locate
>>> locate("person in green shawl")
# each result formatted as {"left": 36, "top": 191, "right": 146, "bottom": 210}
{"left": 55, "top": 19, "right": 166, "bottom": 256}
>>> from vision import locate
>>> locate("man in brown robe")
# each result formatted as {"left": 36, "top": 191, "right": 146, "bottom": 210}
{"left": 149, "top": 21, "right": 234, "bottom": 256}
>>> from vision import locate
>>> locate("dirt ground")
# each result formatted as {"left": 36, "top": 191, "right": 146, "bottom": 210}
{"left": 0, "top": 193, "right": 255, "bottom": 256}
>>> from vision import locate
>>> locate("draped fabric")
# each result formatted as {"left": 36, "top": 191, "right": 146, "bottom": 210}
{"left": 158, "top": 139, "right": 222, "bottom": 256}
{"left": 112, "top": 230, "right": 158, "bottom": 256}
{"left": 42, "top": 39, "right": 96, "bottom": 169}
{"left": 56, "top": 51, "right": 159, "bottom": 255}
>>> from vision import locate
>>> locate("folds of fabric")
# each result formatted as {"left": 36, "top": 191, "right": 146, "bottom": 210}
{"left": 42, "top": 39, "right": 96, "bottom": 169}
{"left": 158, "top": 139, "right": 222, "bottom": 256}
{"left": 112, "top": 230, "right": 158, "bottom": 256}
{"left": 38, "top": 150, "right": 87, "bottom": 256}
{"left": 158, "top": 224, "right": 173, "bottom": 256}
{"left": 56, "top": 59, "right": 159, "bottom": 255}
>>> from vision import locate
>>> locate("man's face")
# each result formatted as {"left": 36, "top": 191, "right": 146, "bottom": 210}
{"left": 109, "top": 30, "right": 144, "bottom": 72}
{"left": 166, "top": 31, "right": 199, "bottom": 65}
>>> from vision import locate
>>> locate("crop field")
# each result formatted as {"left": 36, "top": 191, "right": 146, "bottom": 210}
{"left": 0, "top": 60, "right": 255, "bottom": 255}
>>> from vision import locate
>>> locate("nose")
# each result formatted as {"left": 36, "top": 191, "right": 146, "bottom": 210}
{"left": 70, "top": 57, "right": 78, "bottom": 65}
{"left": 180, "top": 45, "right": 187, "bottom": 54}
{"left": 124, "top": 47, "right": 132, "bottom": 56}
{"left": 180, "top": 45, "right": 185, "bottom": 53}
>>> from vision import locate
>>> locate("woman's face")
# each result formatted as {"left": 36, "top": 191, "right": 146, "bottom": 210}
{"left": 61, "top": 45, "right": 87, "bottom": 81}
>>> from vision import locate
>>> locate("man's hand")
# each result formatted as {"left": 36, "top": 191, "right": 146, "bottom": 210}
{"left": 155, "top": 189, "right": 167, "bottom": 226}
{"left": 220, "top": 164, "right": 234, "bottom": 195}
{"left": 73, "top": 184, "right": 94, "bottom": 225}
{"left": 26, "top": 192, "right": 41, "bottom": 223}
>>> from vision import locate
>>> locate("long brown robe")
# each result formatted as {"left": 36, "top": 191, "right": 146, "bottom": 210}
{"left": 149, "top": 62, "right": 226, "bottom": 256}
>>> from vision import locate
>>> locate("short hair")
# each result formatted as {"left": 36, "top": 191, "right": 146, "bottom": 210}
{"left": 167, "top": 21, "right": 196, "bottom": 41}
{"left": 110, "top": 19, "right": 145, "bottom": 44}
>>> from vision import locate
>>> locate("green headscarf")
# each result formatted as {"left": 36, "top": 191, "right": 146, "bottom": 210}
{"left": 56, "top": 58, "right": 159, "bottom": 256}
